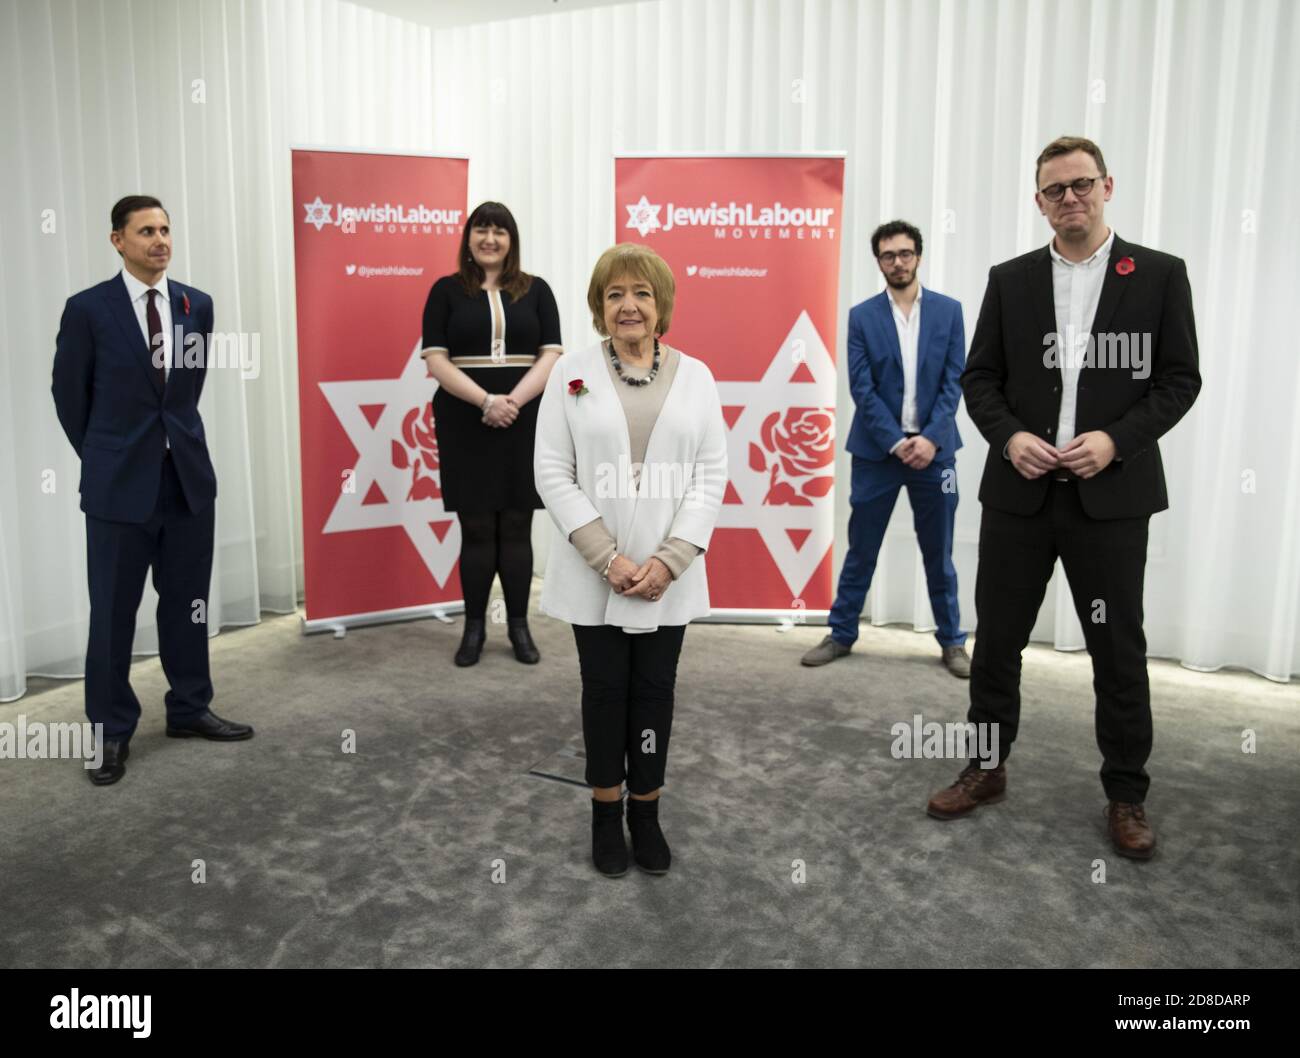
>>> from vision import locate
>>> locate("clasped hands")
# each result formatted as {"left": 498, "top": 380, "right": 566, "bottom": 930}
{"left": 895, "top": 434, "right": 937, "bottom": 469}
{"left": 482, "top": 393, "right": 520, "bottom": 428}
{"left": 606, "top": 554, "right": 672, "bottom": 602}
{"left": 1008, "top": 429, "right": 1116, "bottom": 480}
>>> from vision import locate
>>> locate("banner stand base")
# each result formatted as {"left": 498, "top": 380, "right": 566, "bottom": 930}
{"left": 301, "top": 601, "right": 466, "bottom": 638}
{"left": 695, "top": 609, "right": 830, "bottom": 629}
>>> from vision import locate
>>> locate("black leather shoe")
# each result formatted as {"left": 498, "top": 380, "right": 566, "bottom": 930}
{"left": 88, "top": 740, "right": 129, "bottom": 786}
{"left": 591, "top": 798, "right": 629, "bottom": 877}
{"left": 455, "top": 618, "right": 486, "bottom": 666}
{"left": 626, "top": 795, "right": 671, "bottom": 875}
{"left": 166, "top": 710, "right": 254, "bottom": 741}
{"left": 506, "top": 618, "right": 540, "bottom": 664}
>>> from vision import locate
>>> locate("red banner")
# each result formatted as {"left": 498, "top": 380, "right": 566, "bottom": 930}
{"left": 614, "top": 155, "right": 845, "bottom": 614}
{"left": 291, "top": 149, "right": 468, "bottom": 627}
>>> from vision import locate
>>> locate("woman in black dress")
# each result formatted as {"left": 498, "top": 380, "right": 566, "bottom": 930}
{"left": 421, "top": 202, "right": 563, "bottom": 666}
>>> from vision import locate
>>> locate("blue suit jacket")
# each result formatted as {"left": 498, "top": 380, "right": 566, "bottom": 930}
{"left": 52, "top": 273, "right": 218, "bottom": 523}
{"left": 844, "top": 287, "right": 966, "bottom": 462}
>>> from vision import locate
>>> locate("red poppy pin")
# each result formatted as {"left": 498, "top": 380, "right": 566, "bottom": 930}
{"left": 1115, "top": 256, "right": 1135, "bottom": 276}
{"left": 181, "top": 292, "right": 191, "bottom": 314}
{"left": 568, "top": 378, "right": 589, "bottom": 398}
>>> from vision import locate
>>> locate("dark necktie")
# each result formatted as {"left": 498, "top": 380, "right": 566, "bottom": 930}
{"left": 146, "top": 288, "right": 165, "bottom": 392}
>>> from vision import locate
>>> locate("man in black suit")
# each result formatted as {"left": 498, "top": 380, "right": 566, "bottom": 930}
{"left": 52, "top": 195, "right": 253, "bottom": 786}
{"left": 925, "top": 138, "right": 1200, "bottom": 858}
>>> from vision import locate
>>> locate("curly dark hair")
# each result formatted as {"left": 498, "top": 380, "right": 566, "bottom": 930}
{"left": 870, "top": 219, "right": 922, "bottom": 259}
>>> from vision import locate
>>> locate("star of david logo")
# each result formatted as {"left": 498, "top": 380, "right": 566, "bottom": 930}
{"left": 318, "top": 340, "right": 460, "bottom": 586}
{"left": 303, "top": 196, "right": 333, "bottom": 231}
{"left": 624, "top": 195, "right": 662, "bottom": 237}
{"left": 714, "top": 311, "right": 838, "bottom": 599}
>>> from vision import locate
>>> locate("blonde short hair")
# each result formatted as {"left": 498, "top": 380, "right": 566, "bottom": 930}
{"left": 587, "top": 243, "right": 675, "bottom": 338}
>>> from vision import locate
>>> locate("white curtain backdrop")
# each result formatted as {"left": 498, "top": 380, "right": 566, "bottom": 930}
{"left": 1, "top": 0, "right": 1296, "bottom": 702}
{"left": 429, "top": 0, "right": 1300, "bottom": 682}
{"left": 0, "top": 0, "right": 435, "bottom": 701}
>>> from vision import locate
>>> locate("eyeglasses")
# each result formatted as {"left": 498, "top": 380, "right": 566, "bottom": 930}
{"left": 1038, "top": 177, "right": 1101, "bottom": 202}
{"left": 878, "top": 250, "right": 916, "bottom": 265}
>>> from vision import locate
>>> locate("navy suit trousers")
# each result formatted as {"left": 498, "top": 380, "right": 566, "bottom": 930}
{"left": 84, "top": 452, "right": 214, "bottom": 740}
{"left": 828, "top": 454, "right": 965, "bottom": 648}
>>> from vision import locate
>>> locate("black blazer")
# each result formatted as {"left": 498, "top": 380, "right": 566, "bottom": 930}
{"left": 961, "top": 234, "right": 1201, "bottom": 520}
{"left": 52, "top": 274, "right": 218, "bottom": 523}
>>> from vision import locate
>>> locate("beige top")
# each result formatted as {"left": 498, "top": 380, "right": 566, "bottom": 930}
{"left": 568, "top": 341, "right": 704, "bottom": 579}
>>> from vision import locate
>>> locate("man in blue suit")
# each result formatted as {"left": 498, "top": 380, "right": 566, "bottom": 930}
{"left": 802, "top": 220, "right": 970, "bottom": 676}
{"left": 52, "top": 195, "right": 253, "bottom": 786}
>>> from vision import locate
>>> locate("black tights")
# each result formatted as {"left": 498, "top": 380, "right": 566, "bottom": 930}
{"left": 458, "top": 509, "right": 535, "bottom": 622}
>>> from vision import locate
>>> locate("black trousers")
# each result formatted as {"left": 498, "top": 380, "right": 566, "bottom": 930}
{"left": 84, "top": 452, "right": 215, "bottom": 741}
{"left": 572, "top": 623, "right": 686, "bottom": 795}
{"left": 968, "top": 479, "right": 1152, "bottom": 802}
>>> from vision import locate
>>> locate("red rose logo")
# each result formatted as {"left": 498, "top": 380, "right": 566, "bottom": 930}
{"left": 569, "top": 378, "right": 589, "bottom": 397}
{"left": 181, "top": 293, "right": 190, "bottom": 314}
{"left": 751, "top": 407, "right": 835, "bottom": 506}
{"left": 392, "top": 402, "right": 441, "bottom": 501}
{"left": 1115, "top": 256, "right": 1135, "bottom": 275}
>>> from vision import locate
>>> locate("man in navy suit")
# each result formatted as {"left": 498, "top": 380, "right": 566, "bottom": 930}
{"left": 52, "top": 195, "right": 253, "bottom": 786}
{"left": 802, "top": 221, "right": 969, "bottom": 676}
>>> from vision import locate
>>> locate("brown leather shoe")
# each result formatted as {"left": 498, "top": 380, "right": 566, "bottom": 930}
{"left": 1106, "top": 801, "right": 1156, "bottom": 860}
{"left": 926, "top": 762, "right": 1006, "bottom": 819}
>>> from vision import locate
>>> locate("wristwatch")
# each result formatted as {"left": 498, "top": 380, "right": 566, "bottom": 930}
{"left": 480, "top": 393, "right": 495, "bottom": 423}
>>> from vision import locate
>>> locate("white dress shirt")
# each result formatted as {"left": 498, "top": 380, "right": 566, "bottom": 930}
{"left": 886, "top": 284, "right": 922, "bottom": 452}
{"left": 1050, "top": 228, "right": 1113, "bottom": 448}
{"left": 121, "top": 269, "right": 172, "bottom": 448}
{"left": 121, "top": 268, "right": 172, "bottom": 380}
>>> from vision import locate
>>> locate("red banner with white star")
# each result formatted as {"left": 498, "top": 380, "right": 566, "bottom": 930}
{"left": 291, "top": 149, "right": 468, "bottom": 627}
{"left": 615, "top": 155, "right": 845, "bottom": 614}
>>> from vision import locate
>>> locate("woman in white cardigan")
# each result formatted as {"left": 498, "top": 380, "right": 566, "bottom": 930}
{"left": 534, "top": 244, "right": 727, "bottom": 878}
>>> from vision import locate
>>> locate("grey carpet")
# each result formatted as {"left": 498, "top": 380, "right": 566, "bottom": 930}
{"left": 2, "top": 578, "right": 1297, "bottom": 968}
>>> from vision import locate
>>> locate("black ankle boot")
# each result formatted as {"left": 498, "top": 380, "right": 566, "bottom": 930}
{"left": 506, "top": 618, "right": 540, "bottom": 664}
{"left": 454, "top": 618, "right": 486, "bottom": 667}
{"left": 591, "top": 798, "right": 628, "bottom": 877}
{"left": 626, "top": 796, "right": 671, "bottom": 875}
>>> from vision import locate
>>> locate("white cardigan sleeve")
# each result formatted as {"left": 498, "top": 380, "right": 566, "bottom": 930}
{"left": 534, "top": 358, "right": 603, "bottom": 537}
{"left": 667, "top": 362, "right": 728, "bottom": 551}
